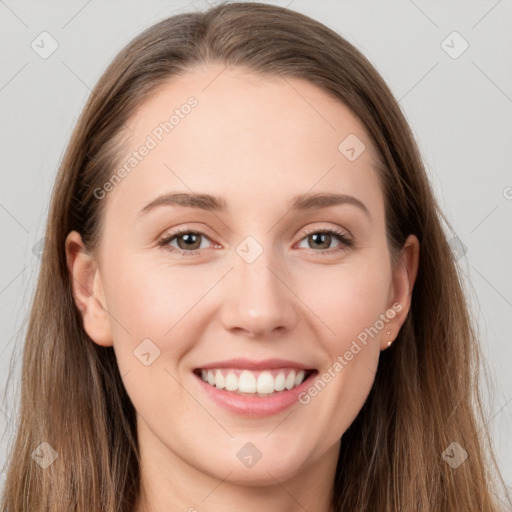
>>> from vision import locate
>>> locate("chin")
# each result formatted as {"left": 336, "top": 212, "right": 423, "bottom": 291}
{"left": 200, "top": 450, "right": 306, "bottom": 486}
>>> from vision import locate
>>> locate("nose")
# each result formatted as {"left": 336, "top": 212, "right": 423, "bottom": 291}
{"left": 219, "top": 246, "right": 298, "bottom": 339}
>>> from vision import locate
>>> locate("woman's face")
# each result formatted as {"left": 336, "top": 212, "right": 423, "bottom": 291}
{"left": 67, "top": 64, "right": 417, "bottom": 489}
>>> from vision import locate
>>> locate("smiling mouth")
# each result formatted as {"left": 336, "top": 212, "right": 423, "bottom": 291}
{"left": 193, "top": 367, "right": 317, "bottom": 397}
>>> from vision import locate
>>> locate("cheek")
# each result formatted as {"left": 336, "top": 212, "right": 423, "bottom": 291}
{"left": 101, "top": 254, "right": 215, "bottom": 370}
{"left": 296, "top": 262, "right": 390, "bottom": 440}
{"left": 303, "top": 256, "right": 392, "bottom": 345}
{"left": 102, "top": 256, "right": 214, "bottom": 424}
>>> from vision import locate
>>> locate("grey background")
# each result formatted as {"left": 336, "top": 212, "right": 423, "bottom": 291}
{"left": 1, "top": 0, "right": 511, "bottom": 500}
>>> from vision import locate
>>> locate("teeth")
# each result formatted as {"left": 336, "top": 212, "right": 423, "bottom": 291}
{"left": 225, "top": 372, "right": 238, "bottom": 391}
{"left": 214, "top": 370, "right": 225, "bottom": 389}
{"left": 199, "top": 368, "right": 307, "bottom": 395}
{"left": 257, "top": 371, "right": 274, "bottom": 394}
{"left": 239, "top": 370, "right": 256, "bottom": 393}
{"left": 285, "top": 372, "right": 295, "bottom": 390}
{"left": 274, "top": 372, "right": 286, "bottom": 391}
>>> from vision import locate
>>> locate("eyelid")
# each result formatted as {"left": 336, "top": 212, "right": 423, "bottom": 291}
{"left": 300, "top": 224, "right": 353, "bottom": 239}
{"left": 158, "top": 224, "right": 216, "bottom": 245}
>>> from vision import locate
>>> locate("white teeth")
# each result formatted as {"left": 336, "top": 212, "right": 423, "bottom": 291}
{"left": 225, "top": 373, "right": 238, "bottom": 391}
{"left": 294, "top": 370, "right": 305, "bottom": 387}
{"left": 198, "top": 368, "right": 309, "bottom": 395}
{"left": 214, "top": 370, "right": 225, "bottom": 389}
{"left": 238, "top": 370, "right": 256, "bottom": 393}
{"left": 285, "top": 372, "right": 296, "bottom": 390}
{"left": 257, "top": 371, "right": 274, "bottom": 394}
{"left": 274, "top": 372, "right": 286, "bottom": 391}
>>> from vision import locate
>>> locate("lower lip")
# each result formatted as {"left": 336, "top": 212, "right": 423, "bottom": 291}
{"left": 193, "top": 371, "right": 318, "bottom": 418}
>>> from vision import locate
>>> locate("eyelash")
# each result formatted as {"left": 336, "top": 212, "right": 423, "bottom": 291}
{"left": 157, "top": 226, "right": 353, "bottom": 257}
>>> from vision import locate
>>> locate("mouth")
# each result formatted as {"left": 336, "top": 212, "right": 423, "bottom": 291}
{"left": 192, "top": 358, "right": 319, "bottom": 417}
{"left": 193, "top": 367, "right": 318, "bottom": 397}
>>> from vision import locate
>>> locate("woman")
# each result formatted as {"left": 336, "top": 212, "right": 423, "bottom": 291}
{"left": 1, "top": 2, "right": 509, "bottom": 511}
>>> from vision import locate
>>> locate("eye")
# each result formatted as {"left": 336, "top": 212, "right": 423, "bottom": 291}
{"left": 158, "top": 226, "right": 353, "bottom": 257}
{"left": 295, "top": 228, "right": 353, "bottom": 255}
{"left": 158, "top": 228, "right": 216, "bottom": 256}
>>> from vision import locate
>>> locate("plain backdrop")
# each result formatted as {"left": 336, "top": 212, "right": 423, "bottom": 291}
{"left": 1, "top": 0, "right": 511, "bottom": 499}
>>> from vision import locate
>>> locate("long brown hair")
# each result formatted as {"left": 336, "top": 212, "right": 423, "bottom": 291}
{"left": 1, "top": 3, "right": 509, "bottom": 510}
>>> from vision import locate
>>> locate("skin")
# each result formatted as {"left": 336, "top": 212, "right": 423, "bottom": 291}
{"left": 66, "top": 63, "right": 419, "bottom": 512}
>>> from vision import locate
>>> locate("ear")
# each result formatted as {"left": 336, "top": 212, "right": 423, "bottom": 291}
{"left": 381, "top": 234, "right": 420, "bottom": 350}
{"left": 65, "top": 230, "right": 113, "bottom": 347}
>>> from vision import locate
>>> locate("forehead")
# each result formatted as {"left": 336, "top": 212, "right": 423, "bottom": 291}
{"left": 105, "top": 63, "right": 384, "bottom": 222}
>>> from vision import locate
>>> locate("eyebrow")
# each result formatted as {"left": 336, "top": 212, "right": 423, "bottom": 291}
{"left": 137, "top": 191, "right": 371, "bottom": 219}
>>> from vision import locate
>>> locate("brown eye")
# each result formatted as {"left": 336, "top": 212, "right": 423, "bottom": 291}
{"left": 308, "top": 232, "right": 333, "bottom": 250}
{"left": 158, "top": 230, "right": 214, "bottom": 256}
{"left": 296, "top": 229, "right": 353, "bottom": 254}
{"left": 175, "top": 232, "right": 202, "bottom": 251}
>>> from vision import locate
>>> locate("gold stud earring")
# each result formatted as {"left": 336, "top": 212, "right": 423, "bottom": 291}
{"left": 386, "top": 330, "right": 392, "bottom": 347}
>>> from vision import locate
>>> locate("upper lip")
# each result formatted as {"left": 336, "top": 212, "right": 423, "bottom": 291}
{"left": 195, "top": 358, "right": 315, "bottom": 371}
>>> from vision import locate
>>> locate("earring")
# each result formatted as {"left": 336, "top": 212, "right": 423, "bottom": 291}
{"left": 386, "top": 330, "right": 392, "bottom": 347}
